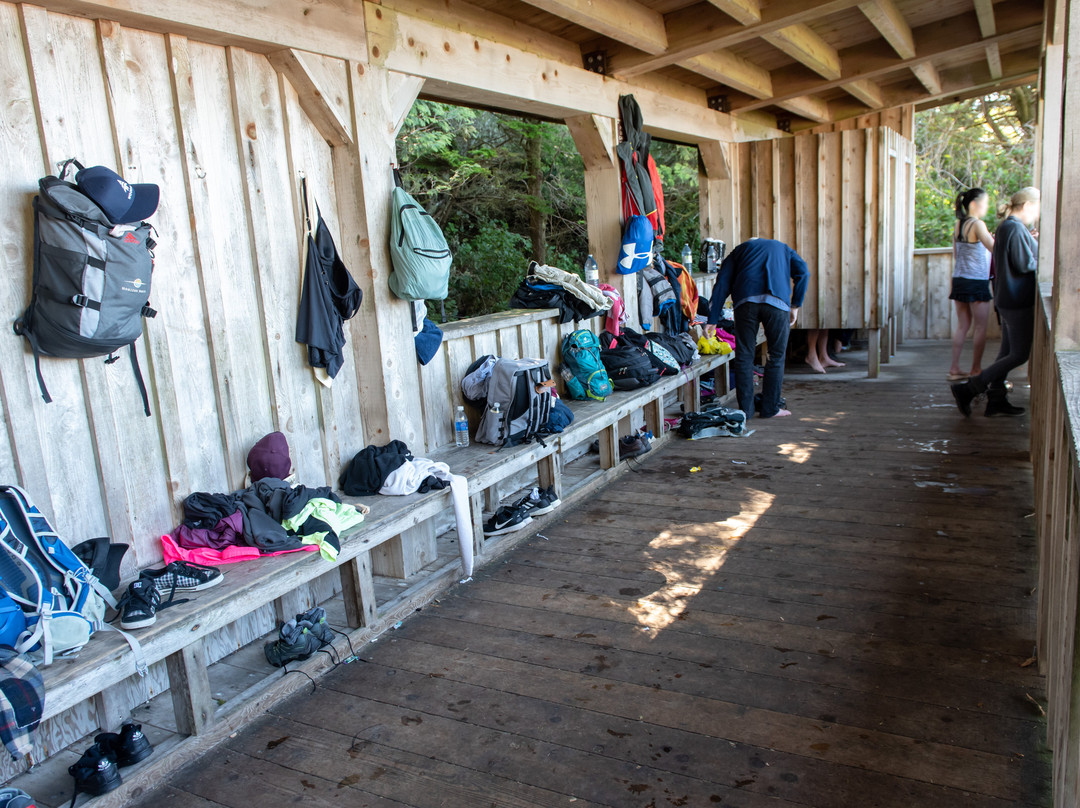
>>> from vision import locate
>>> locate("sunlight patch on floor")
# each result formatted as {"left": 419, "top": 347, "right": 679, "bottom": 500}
{"left": 627, "top": 489, "right": 776, "bottom": 631}
{"left": 777, "top": 441, "right": 818, "bottom": 464}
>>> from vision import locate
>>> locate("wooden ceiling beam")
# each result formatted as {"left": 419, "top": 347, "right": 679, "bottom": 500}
{"left": 777, "top": 94, "right": 832, "bottom": 122}
{"left": 609, "top": 0, "right": 865, "bottom": 78}
{"left": 728, "top": 4, "right": 1043, "bottom": 113}
{"left": 909, "top": 61, "right": 942, "bottom": 94}
{"left": 973, "top": 0, "right": 996, "bottom": 37}
{"left": 679, "top": 50, "right": 773, "bottom": 98}
{"left": 703, "top": 0, "right": 760, "bottom": 25}
{"left": 986, "top": 41, "right": 1003, "bottom": 78}
{"left": 515, "top": 0, "right": 668, "bottom": 55}
{"left": 858, "top": 0, "right": 915, "bottom": 59}
{"left": 843, "top": 76, "right": 884, "bottom": 107}
{"left": 763, "top": 23, "right": 842, "bottom": 80}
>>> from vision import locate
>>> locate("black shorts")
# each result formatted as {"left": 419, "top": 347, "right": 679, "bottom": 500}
{"left": 949, "top": 277, "right": 992, "bottom": 303}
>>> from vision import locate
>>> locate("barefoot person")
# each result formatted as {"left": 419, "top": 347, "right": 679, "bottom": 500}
{"left": 804, "top": 329, "right": 844, "bottom": 373}
{"left": 947, "top": 188, "right": 995, "bottom": 381}
{"left": 707, "top": 237, "right": 809, "bottom": 420}
{"left": 951, "top": 187, "right": 1040, "bottom": 417}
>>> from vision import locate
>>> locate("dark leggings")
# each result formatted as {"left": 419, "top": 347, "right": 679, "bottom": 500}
{"left": 970, "top": 306, "right": 1034, "bottom": 393}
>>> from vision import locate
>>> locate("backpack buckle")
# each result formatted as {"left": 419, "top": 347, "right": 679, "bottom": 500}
{"left": 104, "top": 352, "right": 120, "bottom": 365}
{"left": 141, "top": 304, "right": 157, "bottom": 318}
{"left": 71, "top": 294, "right": 89, "bottom": 308}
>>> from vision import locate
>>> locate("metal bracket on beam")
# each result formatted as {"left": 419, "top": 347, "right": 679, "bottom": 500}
{"left": 776, "top": 118, "right": 792, "bottom": 133}
{"left": 583, "top": 50, "right": 608, "bottom": 75}
{"left": 707, "top": 94, "right": 730, "bottom": 113}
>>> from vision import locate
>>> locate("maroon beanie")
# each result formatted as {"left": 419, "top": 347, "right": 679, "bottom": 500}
{"left": 247, "top": 432, "right": 291, "bottom": 481}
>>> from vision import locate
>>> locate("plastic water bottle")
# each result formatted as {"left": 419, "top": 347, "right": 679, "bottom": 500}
{"left": 681, "top": 243, "right": 693, "bottom": 272}
{"left": 584, "top": 254, "right": 600, "bottom": 286}
{"left": 454, "top": 405, "right": 469, "bottom": 447}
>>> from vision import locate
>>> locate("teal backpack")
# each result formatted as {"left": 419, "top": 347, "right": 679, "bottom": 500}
{"left": 560, "top": 329, "right": 613, "bottom": 401}
{"left": 388, "top": 170, "right": 451, "bottom": 301}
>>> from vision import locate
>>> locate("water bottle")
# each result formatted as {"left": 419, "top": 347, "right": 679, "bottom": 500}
{"left": 454, "top": 405, "right": 469, "bottom": 447}
{"left": 584, "top": 254, "right": 600, "bottom": 286}
{"left": 681, "top": 243, "right": 693, "bottom": 273}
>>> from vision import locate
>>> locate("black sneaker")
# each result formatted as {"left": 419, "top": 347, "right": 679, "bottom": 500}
{"left": 141, "top": 561, "right": 223, "bottom": 599}
{"left": 511, "top": 487, "right": 560, "bottom": 517}
{"left": 68, "top": 743, "right": 122, "bottom": 807}
{"left": 95, "top": 722, "right": 153, "bottom": 767}
{"left": 264, "top": 619, "right": 323, "bottom": 667}
{"left": 483, "top": 505, "right": 533, "bottom": 537}
{"left": 296, "top": 607, "right": 333, "bottom": 647}
{"left": 115, "top": 578, "right": 160, "bottom": 630}
{"left": 950, "top": 381, "right": 976, "bottom": 417}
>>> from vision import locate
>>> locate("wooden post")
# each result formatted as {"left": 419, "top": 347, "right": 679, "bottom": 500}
{"left": 372, "top": 522, "right": 437, "bottom": 578}
{"left": 166, "top": 639, "right": 214, "bottom": 736}
{"left": 598, "top": 422, "right": 619, "bottom": 470}
{"left": 1037, "top": 43, "right": 1063, "bottom": 287}
{"left": 644, "top": 396, "right": 664, "bottom": 438}
{"left": 1052, "top": 0, "right": 1080, "bottom": 350}
{"left": 699, "top": 140, "right": 736, "bottom": 248}
{"left": 867, "top": 329, "right": 881, "bottom": 378}
{"left": 537, "top": 452, "right": 562, "bottom": 497}
{"left": 340, "top": 552, "right": 377, "bottom": 628}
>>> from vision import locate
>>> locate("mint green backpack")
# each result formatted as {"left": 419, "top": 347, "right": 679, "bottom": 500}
{"left": 388, "top": 171, "right": 451, "bottom": 301}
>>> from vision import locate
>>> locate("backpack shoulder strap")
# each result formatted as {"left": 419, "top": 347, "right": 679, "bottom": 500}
{"left": 128, "top": 343, "right": 151, "bottom": 417}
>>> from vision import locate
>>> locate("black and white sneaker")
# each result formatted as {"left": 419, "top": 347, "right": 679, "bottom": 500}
{"left": 512, "top": 486, "right": 560, "bottom": 516}
{"left": 115, "top": 578, "right": 160, "bottom": 630}
{"left": 483, "top": 505, "right": 533, "bottom": 537}
{"left": 141, "top": 561, "right": 223, "bottom": 600}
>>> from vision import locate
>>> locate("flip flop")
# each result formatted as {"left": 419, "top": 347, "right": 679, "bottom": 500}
{"left": 946, "top": 372, "right": 969, "bottom": 381}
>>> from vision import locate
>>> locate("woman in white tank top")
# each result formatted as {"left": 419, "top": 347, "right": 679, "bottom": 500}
{"left": 947, "top": 188, "right": 995, "bottom": 381}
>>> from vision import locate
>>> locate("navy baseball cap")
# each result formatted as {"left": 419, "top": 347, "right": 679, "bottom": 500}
{"left": 75, "top": 165, "right": 159, "bottom": 224}
{"left": 618, "top": 215, "right": 653, "bottom": 274}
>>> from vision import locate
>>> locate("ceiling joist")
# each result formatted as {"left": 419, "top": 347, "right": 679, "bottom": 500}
{"left": 857, "top": 0, "right": 915, "bottom": 59}
{"left": 516, "top": 0, "right": 668, "bottom": 55}
{"left": 910, "top": 61, "right": 943, "bottom": 94}
{"left": 703, "top": 0, "right": 760, "bottom": 25}
{"left": 762, "top": 23, "right": 842, "bottom": 80}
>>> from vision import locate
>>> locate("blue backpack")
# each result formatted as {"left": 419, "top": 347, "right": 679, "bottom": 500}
{"left": 0, "top": 485, "right": 143, "bottom": 672}
{"left": 560, "top": 329, "right": 613, "bottom": 401}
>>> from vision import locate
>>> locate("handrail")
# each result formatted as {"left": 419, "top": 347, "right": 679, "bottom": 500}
{"left": 439, "top": 307, "right": 561, "bottom": 339}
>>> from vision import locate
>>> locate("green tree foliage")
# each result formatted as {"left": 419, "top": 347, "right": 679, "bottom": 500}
{"left": 395, "top": 100, "right": 702, "bottom": 321}
{"left": 914, "top": 87, "right": 1035, "bottom": 248}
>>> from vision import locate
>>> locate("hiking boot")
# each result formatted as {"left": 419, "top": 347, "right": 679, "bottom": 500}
{"left": 296, "top": 606, "right": 334, "bottom": 647}
{"left": 950, "top": 380, "right": 976, "bottom": 417}
{"left": 511, "top": 487, "right": 560, "bottom": 517}
{"left": 140, "top": 561, "right": 223, "bottom": 601}
{"left": 68, "top": 743, "right": 122, "bottom": 807}
{"left": 619, "top": 434, "right": 651, "bottom": 460}
{"left": 95, "top": 722, "right": 153, "bottom": 767}
{"left": 264, "top": 618, "right": 322, "bottom": 668}
{"left": 985, "top": 389, "right": 1025, "bottom": 417}
{"left": 115, "top": 578, "right": 160, "bottom": 630}
{"left": 483, "top": 505, "right": 532, "bottom": 537}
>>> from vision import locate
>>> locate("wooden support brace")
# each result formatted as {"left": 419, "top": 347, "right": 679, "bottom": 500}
{"left": 470, "top": 491, "right": 487, "bottom": 552}
{"left": 537, "top": 452, "right": 563, "bottom": 497}
{"left": 372, "top": 521, "right": 437, "bottom": 578}
{"left": 867, "top": 328, "right": 881, "bottom": 378}
{"left": 679, "top": 375, "right": 702, "bottom": 413}
{"left": 266, "top": 49, "right": 353, "bottom": 146}
{"left": 484, "top": 484, "right": 501, "bottom": 514}
{"left": 598, "top": 422, "right": 619, "bottom": 470}
{"left": 166, "top": 639, "right": 214, "bottom": 736}
{"left": 339, "top": 553, "right": 377, "bottom": 628}
{"left": 93, "top": 686, "right": 130, "bottom": 732}
{"left": 644, "top": 396, "right": 664, "bottom": 439}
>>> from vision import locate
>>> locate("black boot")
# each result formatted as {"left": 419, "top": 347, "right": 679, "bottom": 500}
{"left": 950, "top": 380, "right": 976, "bottom": 417}
{"left": 95, "top": 722, "right": 153, "bottom": 767}
{"left": 69, "top": 743, "right": 122, "bottom": 807}
{"left": 985, "top": 387, "right": 1025, "bottom": 417}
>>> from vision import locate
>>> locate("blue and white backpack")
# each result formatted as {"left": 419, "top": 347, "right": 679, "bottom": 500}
{"left": 0, "top": 485, "right": 143, "bottom": 672}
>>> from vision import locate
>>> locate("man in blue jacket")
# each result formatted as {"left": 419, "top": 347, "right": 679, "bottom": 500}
{"left": 707, "top": 238, "right": 809, "bottom": 420}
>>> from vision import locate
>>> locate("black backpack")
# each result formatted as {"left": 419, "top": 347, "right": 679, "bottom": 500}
{"left": 609, "top": 328, "right": 680, "bottom": 376}
{"left": 509, "top": 278, "right": 598, "bottom": 324}
{"left": 650, "top": 331, "right": 697, "bottom": 367}
{"left": 14, "top": 162, "right": 156, "bottom": 415}
{"left": 600, "top": 344, "right": 660, "bottom": 390}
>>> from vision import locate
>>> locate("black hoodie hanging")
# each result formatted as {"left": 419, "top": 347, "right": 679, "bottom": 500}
{"left": 295, "top": 176, "right": 362, "bottom": 384}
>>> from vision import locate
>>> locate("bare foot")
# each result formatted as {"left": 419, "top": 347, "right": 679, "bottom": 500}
{"left": 822, "top": 356, "right": 846, "bottom": 368}
{"left": 769, "top": 409, "right": 792, "bottom": 417}
{"left": 805, "top": 358, "right": 826, "bottom": 374}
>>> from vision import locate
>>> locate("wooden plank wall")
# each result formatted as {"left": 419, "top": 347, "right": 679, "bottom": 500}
{"left": 1029, "top": 294, "right": 1080, "bottom": 807}
{"left": 806, "top": 104, "right": 915, "bottom": 140}
{"left": 732, "top": 127, "right": 914, "bottom": 331}
{"left": 0, "top": 3, "right": 366, "bottom": 774}
{"left": 907, "top": 248, "right": 1002, "bottom": 340}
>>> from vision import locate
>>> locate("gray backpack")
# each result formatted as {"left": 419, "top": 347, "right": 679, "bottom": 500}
{"left": 473, "top": 358, "right": 553, "bottom": 447}
{"left": 15, "top": 164, "right": 156, "bottom": 415}
{"left": 388, "top": 170, "right": 451, "bottom": 302}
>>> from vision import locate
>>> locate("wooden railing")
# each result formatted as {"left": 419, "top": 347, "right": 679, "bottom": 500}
{"left": 1031, "top": 286, "right": 1080, "bottom": 805}
{"left": 907, "top": 247, "right": 1001, "bottom": 340}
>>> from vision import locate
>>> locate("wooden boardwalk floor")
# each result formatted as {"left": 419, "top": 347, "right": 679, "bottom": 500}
{"left": 142, "top": 340, "right": 1050, "bottom": 808}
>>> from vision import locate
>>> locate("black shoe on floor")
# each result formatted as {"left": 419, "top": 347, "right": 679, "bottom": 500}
{"left": 619, "top": 434, "right": 651, "bottom": 460}
{"left": 264, "top": 619, "right": 323, "bottom": 668}
{"left": 69, "top": 743, "right": 122, "bottom": 807}
{"left": 483, "top": 505, "right": 533, "bottom": 537}
{"left": 95, "top": 722, "right": 153, "bottom": 767}
{"left": 950, "top": 381, "right": 976, "bottom": 417}
{"left": 115, "top": 578, "right": 160, "bottom": 630}
{"left": 985, "top": 391, "right": 1025, "bottom": 417}
{"left": 511, "top": 487, "right": 560, "bottom": 517}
